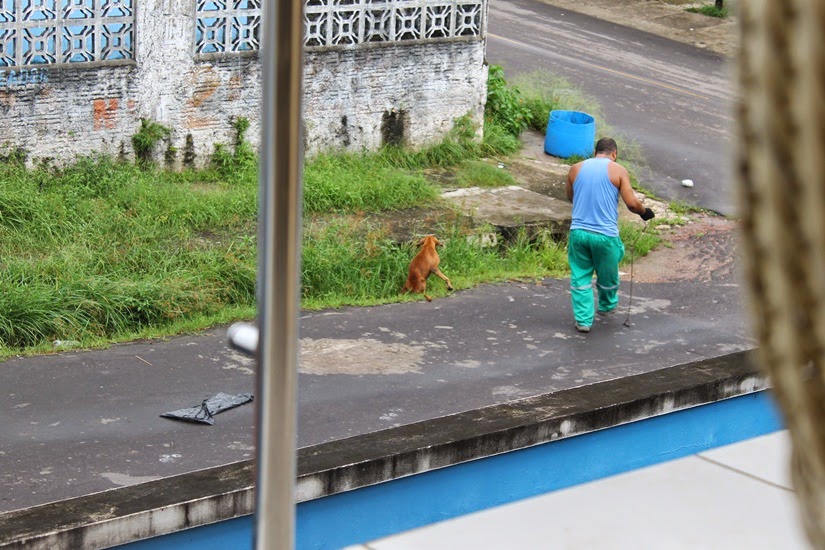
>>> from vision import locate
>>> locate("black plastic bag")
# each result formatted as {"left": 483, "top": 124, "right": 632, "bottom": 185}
{"left": 161, "top": 392, "right": 254, "bottom": 425}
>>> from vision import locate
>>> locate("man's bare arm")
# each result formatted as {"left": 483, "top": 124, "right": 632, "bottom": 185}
{"left": 615, "top": 166, "right": 646, "bottom": 215}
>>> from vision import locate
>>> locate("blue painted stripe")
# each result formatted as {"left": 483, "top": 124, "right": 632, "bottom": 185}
{"left": 119, "top": 391, "right": 784, "bottom": 550}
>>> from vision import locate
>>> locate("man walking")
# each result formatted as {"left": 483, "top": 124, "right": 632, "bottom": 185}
{"left": 566, "top": 137, "right": 655, "bottom": 333}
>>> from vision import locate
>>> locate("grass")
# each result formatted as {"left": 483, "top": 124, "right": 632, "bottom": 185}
{"left": 620, "top": 221, "right": 662, "bottom": 264}
{"left": 668, "top": 199, "right": 707, "bottom": 215}
{"left": 686, "top": 4, "right": 728, "bottom": 18}
{"left": 0, "top": 157, "right": 258, "bottom": 354}
{"left": 0, "top": 118, "right": 554, "bottom": 356}
{"left": 301, "top": 220, "right": 567, "bottom": 309}
{"left": 303, "top": 153, "right": 440, "bottom": 213}
{"left": 0, "top": 66, "right": 663, "bottom": 357}
{"left": 454, "top": 160, "right": 515, "bottom": 188}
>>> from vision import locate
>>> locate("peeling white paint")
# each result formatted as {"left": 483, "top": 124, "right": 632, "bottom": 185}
{"left": 624, "top": 297, "right": 672, "bottom": 314}
{"left": 660, "top": 395, "right": 676, "bottom": 413}
{"left": 222, "top": 349, "right": 255, "bottom": 374}
{"left": 101, "top": 472, "right": 163, "bottom": 486}
{"left": 442, "top": 186, "right": 488, "bottom": 198}
{"left": 297, "top": 476, "right": 326, "bottom": 502}
{"left": 453, "top": 360, "right": 481, "bottom": 369}
{"left": 491, "top": 385, "right": 531, "bottom": 399}
{"left": 635, "top": 340, "right": 670, "bottom": 353}
{"left": 222, "top": 364, "right": 254, "bottom": 375}
{"left": 379, "top": 409, "right": 401, "bottom": 421}
{"left": 739, "top": 376, "right": 763, "bottom": 394}
{"left": 717, "top": 343, "right": 751, "bottom": 354}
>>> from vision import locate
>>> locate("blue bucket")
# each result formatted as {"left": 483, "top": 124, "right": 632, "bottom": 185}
{"left": 544, "top": 110, "right": 596, "bottom": 158}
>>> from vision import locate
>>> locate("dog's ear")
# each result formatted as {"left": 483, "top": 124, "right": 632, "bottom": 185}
{"left": 435, "top": 238, "right": 443, "bottom": 247}
{"left": 416, "top": 237, "right": 426, "bottom": 247}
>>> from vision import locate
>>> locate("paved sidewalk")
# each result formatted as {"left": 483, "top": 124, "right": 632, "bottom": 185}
{"left": 347, "top": 431, "right": 810, "bottom": 549}
{"left": 1, "top": 276, "right": 753, "bottom": 513}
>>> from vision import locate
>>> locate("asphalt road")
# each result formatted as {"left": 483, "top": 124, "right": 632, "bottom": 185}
{"left": 486, "top": 0, "right": 737, "bottom": 215}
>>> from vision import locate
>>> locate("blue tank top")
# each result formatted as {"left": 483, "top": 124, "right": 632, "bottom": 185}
{"left": 570, "top": 157, "right": 620, "bottom": 237}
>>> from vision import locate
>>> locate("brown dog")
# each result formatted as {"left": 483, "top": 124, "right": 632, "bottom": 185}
{"left": 402, "top": 235, "right": 454, "bottom": 302}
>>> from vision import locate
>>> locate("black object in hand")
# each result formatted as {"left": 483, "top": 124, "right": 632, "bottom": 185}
{"left": 640, "top": 207, "right": 655, "bottom": 221}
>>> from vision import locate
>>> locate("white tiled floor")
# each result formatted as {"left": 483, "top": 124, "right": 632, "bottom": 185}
{"left": 346, "top": 431, "right": 810, "bottom": 549}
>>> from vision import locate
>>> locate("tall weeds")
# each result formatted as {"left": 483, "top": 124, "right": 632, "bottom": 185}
{"left": 0, "top": 158, "right": 257, "bottom": 352}
{"left": 0, "top": 66, "right": 654, "bottom": 354}
{"left": 302, "top": 220, "right": 568, "bottom": 309}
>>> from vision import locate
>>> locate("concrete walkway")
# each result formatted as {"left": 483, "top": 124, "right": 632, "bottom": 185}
{"left": 0, "top": 273, "right": 753, "bottom": 513}
{"left": 346, "top": 430, "right": 811, "bottom": 549}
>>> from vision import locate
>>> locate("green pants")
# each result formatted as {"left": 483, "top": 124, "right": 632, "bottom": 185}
{"left": 567, "top": 229, "right": 625, "bottom": 327}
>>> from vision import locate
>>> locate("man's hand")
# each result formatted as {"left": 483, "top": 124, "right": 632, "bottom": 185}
{"left": 640, "top": 207, "right": 655, "bottom": 221}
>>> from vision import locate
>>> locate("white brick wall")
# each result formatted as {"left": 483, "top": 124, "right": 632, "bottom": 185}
{"left": 303, "top": 43, "right": 487, "bottom": 156}
{"left": 0, "top": 0, "right": 487, "bottom": 167}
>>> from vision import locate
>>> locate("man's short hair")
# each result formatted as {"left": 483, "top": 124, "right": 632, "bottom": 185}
{"left": 595, "top": 138, "right": 618, "bottom": 154}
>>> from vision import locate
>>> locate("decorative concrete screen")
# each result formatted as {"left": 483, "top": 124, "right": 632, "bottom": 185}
{"left": 303, "top": 0, "right": 485, "bottom": 47}
{"left": 0, "top": 0, "right": 134, "bottom": 68}
{"left": 191, "top": 0, "right": 484, "bottom": 54}
{"left": 0, "top": 0, "right": 488, "bottom": 166}
{"left": 195, "top": 0, "right": 261, "bottom": 57}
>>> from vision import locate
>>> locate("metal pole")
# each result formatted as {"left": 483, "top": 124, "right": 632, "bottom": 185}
{"left": 256, "top": 0, "right": 304, "bottom": 546}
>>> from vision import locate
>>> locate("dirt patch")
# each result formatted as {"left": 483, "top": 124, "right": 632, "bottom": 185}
{"left": 624, "top": 212, "right": 739, "bottom": 283}
{"left": 300, "top": 338, "right": 425, "bottom": 375}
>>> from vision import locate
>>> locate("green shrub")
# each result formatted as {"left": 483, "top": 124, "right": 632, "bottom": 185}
{"left": 686, "top": 4, "right": 728, "bottom": 17}
{"left": 132, "top": 119, "right": 171, "bottom": 167}
{"left": 485, "top": 65, "right": 532, "bottom": 137}
{"left": 619, "top": 221, "right": 662, "bottom": 264}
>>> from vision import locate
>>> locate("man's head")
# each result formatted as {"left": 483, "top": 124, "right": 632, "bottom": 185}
{"left": 595, "top": 137, "right": 618, "bottom": 160}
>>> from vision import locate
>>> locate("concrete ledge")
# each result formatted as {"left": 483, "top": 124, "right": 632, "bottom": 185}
{"left": 0, "top": 462, "right": 254, "bottom": 550}
{"left": 442, "top": 185, "right": 572, "bottom": 238}
{"left": 0, "top": 350, "right": 767, "bottom": 549}
{"left": 296, "top": 350, "right": 767, "bottom": 500}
